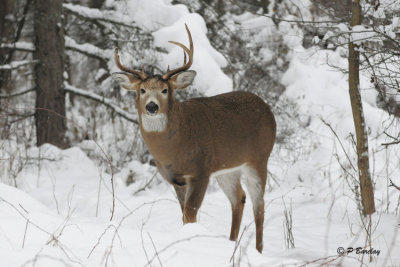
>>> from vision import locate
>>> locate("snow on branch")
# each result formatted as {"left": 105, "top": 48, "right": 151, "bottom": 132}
{"left": 0, "top": 60, "right": 38, "bottom": 70}
{"left": 65, "top": 36, "right": 112, "bottom": 62}
{"left": 350, "top": 25, "right": 381, "bottom": 45}
{"left": 64, "top": 83, "right": 138, "bottom": 124}
{"left": 0, "top": 42, "right": 35, "bottom": 52}
{"left": 63, "top": 3, "right": 137, "bottom": 29}
{"left": 1, "top": 38, "right": 112, "bottom": 63}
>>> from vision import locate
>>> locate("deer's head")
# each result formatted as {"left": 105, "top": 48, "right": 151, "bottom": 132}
{"left": 112, "top": 24, "right": 195, "bottom": 132}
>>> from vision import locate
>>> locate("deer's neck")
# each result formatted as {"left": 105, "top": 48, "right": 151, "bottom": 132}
{"left": 140, "top": 101, "right": 186, "bottom": 162}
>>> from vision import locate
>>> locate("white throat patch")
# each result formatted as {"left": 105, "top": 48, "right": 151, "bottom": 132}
{"left": 141, "top": 113, "right": 168, "bottom": 132}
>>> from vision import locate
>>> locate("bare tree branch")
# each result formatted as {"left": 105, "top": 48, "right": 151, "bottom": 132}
{"left": 2, "top": 39, "right": 111, "bottom": 63}
{"left": 65, "top": 36, "right": 112, "bottom": 62}
{"left": 8, "top": 113, "right": 35, "bottom": 125}
{"left": 389, "top": 179, "right": 400, "bottom": 191}
{"left": 0, "top": 87, "right": 35, "bottom": 98}
{"left": 3, "top": 0, "right": 33, "bottom": 63}
{"left": 64, "top": 83, "right": 138, "bottom": 124}
{"left": 382, "top": 131, "right": 400, "bottom": 147}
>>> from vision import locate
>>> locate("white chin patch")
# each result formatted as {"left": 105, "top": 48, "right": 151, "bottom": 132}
{"left": 141, "top": 113, "right": 168, "bottom": 132}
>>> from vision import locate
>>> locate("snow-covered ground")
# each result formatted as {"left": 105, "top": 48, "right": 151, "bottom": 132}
{"left": 1, "top": 0, "right": 400, "bottom": 266}
{"left": 1, "top": 134, "right": 398, "bottom": 266}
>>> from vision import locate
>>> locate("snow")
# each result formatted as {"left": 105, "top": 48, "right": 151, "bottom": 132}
{"left": 0, "top": 42, "right": 35, "bottom": 52}
{"left": 120, "top": 0, "right": 189, "bottom": 31}
{"left": 392, "top": 17, "right": 400, "bottom": 31}
{"left": 2, "top": 139, "right": 398, "bottom": 266}
{"left": 350, "top": 25, "right": 380, "bottom": 45}
{"left": 2, "top": 0, "right": 400, "bottom": 266}
{"left": 63, "top": 3, "right": 136, "bottom": 28}
{"left": 152, "top": 15, "right": 232, "bottom": 96}
{"left": 336, "top": 23, "right": 349, "bottom": 33}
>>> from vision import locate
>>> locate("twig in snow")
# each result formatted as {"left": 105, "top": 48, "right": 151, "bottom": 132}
{"left": 133, "top": 171, "right": 159, "bottom": 195}
{"left": 283, "top": 198, "right": 295, "bottom": 249}
{"left": 46, "top": 207, "right": 77, "bottom": 247}
{"left": 140, "top": 202, "right": 157, "bottom": 267}
{"left": 141, "top": 222, "right": 152, "bottom": 267}
{"left": 360, "top": 214, "right": 372, "bottom": 264}
{"left": 34, "top": 106, "right": 117, "bottom": 221}
{"left": 147, "top": 233, "right": 163, "bottom": 267}
{"left": 18, "top": 204, "right": 28, "bottom": 213}
{"left": 230, "top": 225, "right": 247, "bottom": 263}
{"left": 382, "top": 131, "right": 400, "bottom": 147}
{"left": 89, "top": 199, "right": 172, "bottom": 263}
{"left": 297, "top": 254, "right": 347, "bottom": 267}
{"left": 0, "top": 197, "right": 84, "bottom": 266}
{"left": 145, "top": 234, "right": 226, "bottom": 267}
{"left": 87, "top": 224, "right": 117, "bottom": 259}
{"left": 389, "top": 179, "right": 400, "bottom": 191}
{"left": 320, "top": 117, "right": 357, "bottom": 172}
{"left": 96, "top": 168, "right": 103, "bottom": 217}
{"left": 20, "top": 253, "right": 75, "bottom": 267}
{"left": 22, "top": 219, "right": 29, "bottom": 248}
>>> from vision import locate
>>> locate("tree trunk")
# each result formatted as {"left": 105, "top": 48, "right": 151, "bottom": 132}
{"left": 33, "top": 0, "right": 67, "bottom": 147}
{"left": 0, "top": 0, "right": 15, "bottom": 93}
{"left": 89, "top": 0, "right": 105, "bottom": 9}
{"left": 261, "top": 0, "right": 270, "bottom": 14}
{"left": 348, "top": 0, "right": 375, "bottom": 215}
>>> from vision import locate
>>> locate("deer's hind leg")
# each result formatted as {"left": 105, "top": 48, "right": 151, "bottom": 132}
{"left": 243, "top": 164, "right": 267, "bottom": 253}
{"left": 215, "top": 171, "right": 246, "bottom": 241}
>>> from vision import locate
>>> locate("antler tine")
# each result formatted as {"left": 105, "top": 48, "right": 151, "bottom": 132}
{"left": 114, "top": 48, "right": 147, "bottom": 80}
{"left": 162, "top": 24, "right": 194, "bottom": 80}
{"left": 141, "top": 64, "right": 146, "bottom": 77}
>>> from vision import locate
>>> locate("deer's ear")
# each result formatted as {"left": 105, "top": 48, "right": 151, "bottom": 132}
{"left": 112, "top": 72, "right": 141, "bottom": 91}
{"left": 169, "top": 70, "right": 196, "bottom": 89}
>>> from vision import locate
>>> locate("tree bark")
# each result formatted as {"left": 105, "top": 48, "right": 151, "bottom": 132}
{"left": 0, "top": 0, "right": 15, "bottom": 93}
{"left": 33, "top": 0, "right": 67, "bottom": 147}
{"left": 348, "top": 0, "right": 375, "bottom": 215}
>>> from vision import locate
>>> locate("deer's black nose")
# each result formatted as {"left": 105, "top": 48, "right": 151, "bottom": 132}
{"left": 146, "top": 101, "right": 159, "bottom": 114}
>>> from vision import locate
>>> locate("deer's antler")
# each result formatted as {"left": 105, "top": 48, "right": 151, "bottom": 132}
{"left": 162, "top": 24, "right": 194, "bottom": 80}
{"left": 114, "top": 48, "right": 147, "bottom": 80}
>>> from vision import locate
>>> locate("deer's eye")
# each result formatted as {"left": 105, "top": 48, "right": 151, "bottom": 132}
{"left": 161, "top": 89, "right": 168, "bottom": 94}
{"left": 140, "top": 88, "right": 146, "bottom": 94}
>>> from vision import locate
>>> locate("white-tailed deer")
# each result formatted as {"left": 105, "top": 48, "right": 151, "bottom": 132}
{"left": 112, "top": 24, "right": 276, "bottom": 253}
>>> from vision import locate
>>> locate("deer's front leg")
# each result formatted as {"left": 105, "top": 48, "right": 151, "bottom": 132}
{"left": 183, "top": 176, "right": 210, "bottom": 224}
{"left": 173, "top": 183, "right": 187, "bottom": 213}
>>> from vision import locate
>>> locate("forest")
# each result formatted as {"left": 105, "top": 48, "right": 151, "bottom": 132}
{"left": 0, "top": 0, "right": 400, "bottom": 266}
